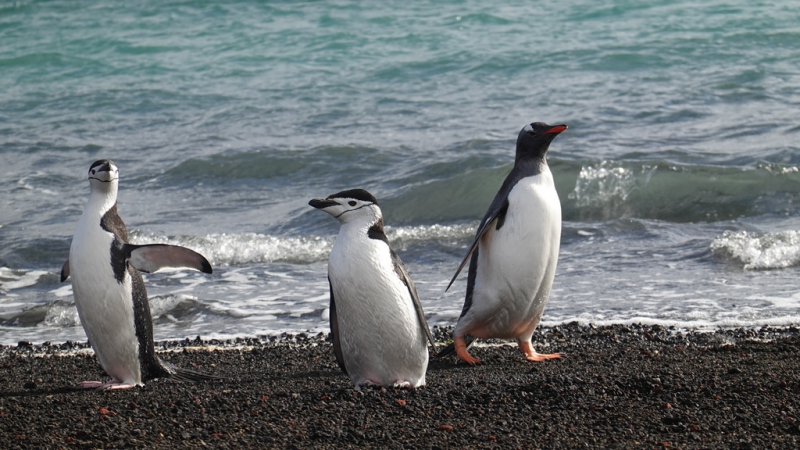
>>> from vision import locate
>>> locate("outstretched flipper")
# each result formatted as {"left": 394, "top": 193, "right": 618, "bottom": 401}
{"left": 126, "top": 244, "right": 212, "bottom": 274}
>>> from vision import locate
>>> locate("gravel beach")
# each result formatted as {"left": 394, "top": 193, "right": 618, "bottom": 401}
{"left": 1, "top": 324, "right": 799, "bottom": 449}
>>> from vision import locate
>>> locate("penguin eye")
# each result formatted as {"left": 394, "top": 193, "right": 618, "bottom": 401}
{"left": 348, "top": 201, "right": 357, "bottom": 207}
{"left": 91, "top": 170, "right": 96, "bottom": 174}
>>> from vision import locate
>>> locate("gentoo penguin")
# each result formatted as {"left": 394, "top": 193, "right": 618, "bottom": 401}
{"left": 60, "top": 160, "right": 217, "bottom": 389}
{"left": 309, "top": 189, "right": 436, "bottom": 389}
{"left": 437, "top": 122, "right": 567, "bottom": 365}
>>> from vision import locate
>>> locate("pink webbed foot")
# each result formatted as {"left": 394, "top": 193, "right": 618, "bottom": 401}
{"left": 519, "top": 341, "right": 562, "bottom": 362}
{"left": 78, "top": 381, "right": 104, "bottom": 389}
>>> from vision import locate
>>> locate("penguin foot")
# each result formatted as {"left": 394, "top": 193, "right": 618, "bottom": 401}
{"left": 392, "top": 381, "right": 412, "bottom": 389}
{"left": 455, "top": 336, "right": 482, "bottom": 366}
{"left": 78, "top": 381, "right": 104, "bottom": 389}
{"left": 519, "top": 341, "right": 562, "bottom": 362}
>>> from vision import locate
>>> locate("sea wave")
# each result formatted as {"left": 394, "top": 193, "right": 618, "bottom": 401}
{"left": 710, "top": 230, "right": 800, "bottom": 270}
{"left": 128, "top": 223, "right": 478, "bottom": 267}
{"left": 129, "top": 231, "right": 334, "bottom": 266}
{"left": 558, "top": 159, "right": 800, "bottom": 223}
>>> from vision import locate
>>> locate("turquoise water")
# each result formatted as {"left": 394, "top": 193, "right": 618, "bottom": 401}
{"left": 1, "top": 0, "right": 800, "bottom": 344}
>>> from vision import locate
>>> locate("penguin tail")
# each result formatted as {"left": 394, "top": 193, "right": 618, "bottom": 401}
{"left": 159, "top": 360, "right": 223, "bottom": 383}
{"left": 435, "top": 335, "right": 476, "bottom": 359}
{"left": 169, "top": 366, "right": 224, "bottom": 383}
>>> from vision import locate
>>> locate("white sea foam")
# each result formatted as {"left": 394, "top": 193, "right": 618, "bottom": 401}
{"left": 710, "top": 230, "right": 800, "bottom": 270}
{"left": 129, "top": 223, "right": 478, "bottom": 267}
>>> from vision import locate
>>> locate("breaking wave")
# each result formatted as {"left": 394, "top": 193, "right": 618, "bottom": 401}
{"left": 128, "top": 223, "right": 478, "bottom": 267}
{"left": 710, "top": 230, "right": 800, "bottom": 270}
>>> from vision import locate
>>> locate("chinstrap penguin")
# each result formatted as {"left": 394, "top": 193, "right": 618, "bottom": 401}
{"left": 309, "top": 189, "right": 436, "bottom": 389}
{"left": 61, "top": 160, "right": 218, "bottom": 389}
{"left": 437, "top": 122, "right": 567, "bottom": 365}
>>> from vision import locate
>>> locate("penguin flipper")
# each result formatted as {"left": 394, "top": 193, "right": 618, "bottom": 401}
{"left": 445, "top": 198, "right": 509, "bottom": 291}
{"left": 126, "top": 244, "right": 213, "bottom": 274}
{"left": 329, "top": 277, "right": 348, "bottom": 375}
{"left": 60, "top": 259, "right": 70, "bottom": 282}
{"left": 391, "top": 250, "right": 437, "bottom": 351}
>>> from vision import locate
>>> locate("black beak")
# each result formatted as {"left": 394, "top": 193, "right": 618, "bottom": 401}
{"left": 309, "top": 198, "right": 339, "bottom": 209}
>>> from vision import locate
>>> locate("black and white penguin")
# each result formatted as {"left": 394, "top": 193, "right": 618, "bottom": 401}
{"left": 438, "top": 122, "right": 567, "bottom": 365}
{"left": 61, "top": 160, "right": 217, "bottom": 389}
{"left": 309, "top": 189, "right": 436, "bottom": 389}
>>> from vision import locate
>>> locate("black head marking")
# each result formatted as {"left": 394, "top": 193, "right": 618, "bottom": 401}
{"left": 515, "top": 122, "right": 567, "bottom": 164}
{"left": 326, "top": 189, "right": 379, "bottom": 206}
{"left": 89, "top": 159, "right": 116, "bottom": 175}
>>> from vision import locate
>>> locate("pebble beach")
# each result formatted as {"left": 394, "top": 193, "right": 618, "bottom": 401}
{"left": 2, "top": 324, "right": 799, "bottom": 449}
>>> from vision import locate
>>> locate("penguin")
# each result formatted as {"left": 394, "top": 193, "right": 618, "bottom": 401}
{"left": 309, "top": 189, "right": 436, "bottom": 389}
{"left": 437, "top": 122, "right": 567, "bottom": 365}
{"left": 60, "top": 159, "right": 218, "bottom": 389}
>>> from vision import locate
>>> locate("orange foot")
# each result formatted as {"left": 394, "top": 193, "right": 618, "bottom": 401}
{"left": 455, "top": 335, "right": 481, "bottom": 366}
{"left": 519, "top": 341, "right": 562, "bottom": 362}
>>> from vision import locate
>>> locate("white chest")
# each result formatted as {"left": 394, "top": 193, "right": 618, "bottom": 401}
{"left": 69, "top": 213, "right": 140, "bottom": 384}
{"left": 465, "top": 170, "right": 562, "bottom": 337}
{"left": 327, "top": 225, "right": 428, "bottom": 387}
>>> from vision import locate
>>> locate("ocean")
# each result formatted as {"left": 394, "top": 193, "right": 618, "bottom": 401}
{"left": 1, "top": 0, "right": 799, "bottom": 345}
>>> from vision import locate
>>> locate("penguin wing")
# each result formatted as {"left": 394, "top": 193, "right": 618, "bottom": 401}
{"left": 60, "top": 259, "right": 70, "bottom": 282}
{"left": 445, "top": 198, "right": 508, "bottom": 291}
{"left": 391, "top": 250, "right": 437, "bottom": 350}
{"left": 328, "top": 277, "right": 348, "bottom": 375}
{"left": 445, "top": 165, "right": 528, "bottom": 291}
{"left": 126, "top": 244, "right": 213, "bottom": 274}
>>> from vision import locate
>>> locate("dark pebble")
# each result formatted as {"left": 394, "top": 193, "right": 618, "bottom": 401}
{"left": 0, "top": 324, "right": 799, "bottom": 449}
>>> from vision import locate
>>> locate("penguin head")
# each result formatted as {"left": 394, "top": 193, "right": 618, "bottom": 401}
{"left": 87, "top": 159, "right": 119, "bottom": 191}
{"left": 309, "top": 189, "right": 381, "bottom": 225}
{"left": 515, "top": 122, "right": 567, "bottom": 162}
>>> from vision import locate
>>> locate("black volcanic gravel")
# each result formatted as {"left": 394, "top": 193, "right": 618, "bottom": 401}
{"left": 1, "top": 324, "right": 799, "bottom": 449}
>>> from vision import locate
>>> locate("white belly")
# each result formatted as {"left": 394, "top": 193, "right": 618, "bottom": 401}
{"left": 458, "top": 170, "right": 561, "bottom": 341}
{"left": 328, "top": 232, "right": 428, "bottom": 387}
{"left": 70, "top": 218, "right": 141, "bottom": 385}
